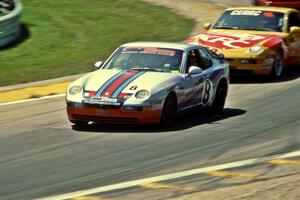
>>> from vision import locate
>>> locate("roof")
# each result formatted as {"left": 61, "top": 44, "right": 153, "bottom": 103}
{"left": 121, "top": 42, "right": 197, "bottom": 51}
{"left": 226, "top": 6, "right": 297, "bottom": 13}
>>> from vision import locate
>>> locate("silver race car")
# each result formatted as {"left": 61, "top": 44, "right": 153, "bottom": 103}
{"left": 66, "top": 42, "right": 229, "bottom": 126}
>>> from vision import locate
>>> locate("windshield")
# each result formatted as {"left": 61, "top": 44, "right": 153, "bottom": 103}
{"left": 212, "top": 10, "right": 284, "bottom": 32}
{"left": 104, "top": 47, "right": 183, "bottom": 73}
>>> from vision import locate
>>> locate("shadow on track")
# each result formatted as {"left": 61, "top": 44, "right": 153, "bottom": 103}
{"left": 72, "top": 108, "right": 246, "bottom": 133}
{"left": 230, "top": 66, "right": 300, "bottom": 84}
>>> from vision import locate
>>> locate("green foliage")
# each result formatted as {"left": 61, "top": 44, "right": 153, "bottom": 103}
{"left": 0, "top": 0, "right": 194, "bottom": 86}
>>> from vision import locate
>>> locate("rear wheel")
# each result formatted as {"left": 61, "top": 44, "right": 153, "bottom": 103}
{"left": 209, "top": 80, "right": 227, "bottom": 114}
{"left": 160, "top": 94, "right": 177, "bottom": 127}
{"left": 271, "top": 50, "right": 284, "bottom": 78}
{"left": 70, "top": 120, "right": 88, "bottom": 126}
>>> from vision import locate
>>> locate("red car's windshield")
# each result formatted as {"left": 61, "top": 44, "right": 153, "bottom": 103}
{"left": 212, "top": 10, "right": 284, "bottom": 32}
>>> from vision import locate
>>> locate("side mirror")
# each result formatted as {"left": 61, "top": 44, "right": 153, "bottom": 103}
{"left": 188, "top": 66, "right": 203, "bottom": 75}
{"left": 203, "top": 23, "right": 211, "bottom": 30}
{"left": 94, "top": 61, "right": 103, "bottom": 69}
{"left": 290, "top": 26, "right": 300, "bottom": 34}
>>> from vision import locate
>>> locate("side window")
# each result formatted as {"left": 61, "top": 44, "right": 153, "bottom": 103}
{"left": 288, "top": 12, "right": 300, "bottom": 32}
{"left": 198, "top": 48, "right": 213, "bottom": 70}
{"left": 186, "top": 49, "right": 203, "bottom": 73}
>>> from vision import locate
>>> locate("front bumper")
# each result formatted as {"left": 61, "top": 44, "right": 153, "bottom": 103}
{"left": 227, "top": 57, "right": 274, "bottom": 75}
{"left": 66, "top": 102, "right": 162, "bottom": 124}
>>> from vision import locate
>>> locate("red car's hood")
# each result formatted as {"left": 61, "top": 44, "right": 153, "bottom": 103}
{"left": 187, "top": 30, "right": 284, "bottom": 50}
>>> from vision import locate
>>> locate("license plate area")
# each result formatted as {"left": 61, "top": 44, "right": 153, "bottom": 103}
{"left": 95, "top": 108, "right": 110, "bottom": 115}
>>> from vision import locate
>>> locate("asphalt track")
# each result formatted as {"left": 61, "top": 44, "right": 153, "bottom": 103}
{"left": 1, "top": 71, "right": 300, "bottom": 200}
{"left": 1, "top": 0, "right": 300, "bottom": 199}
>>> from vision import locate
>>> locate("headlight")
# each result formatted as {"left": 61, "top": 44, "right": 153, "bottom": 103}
{"left": 68, "top": 86, "right": 83, "bottom": 95}
{"left": 135, "top": 90, "right": 150, "bottom": 99}
{"left": 249, "top": 45, "right": 264, "bottom": 54}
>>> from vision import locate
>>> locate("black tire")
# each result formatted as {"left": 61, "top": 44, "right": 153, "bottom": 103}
{"left": 160, "top": 94, "right": 177, "bottom": 127}
{"left": 209, "top": 80, "right": 227, "bottom": 114}
{"left": 70, "top": 120, "right": 89, "bottom": 126}
{"left": 271, "top": 50, "right": 284, "bottom": 79}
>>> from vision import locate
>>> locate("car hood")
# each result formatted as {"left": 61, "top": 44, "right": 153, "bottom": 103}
{"left": 82, "top": 69, "right": 181, "bottom": 98}
{"left": 187, "top": 29, "right": 287, "bottom": 54}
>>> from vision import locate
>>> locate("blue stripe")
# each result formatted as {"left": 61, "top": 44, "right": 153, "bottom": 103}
{"left": 96, "top": 70, "right": 128, "bottom": 96}
{"left": 111, "top": 71, "right": 146, "bottom": 98}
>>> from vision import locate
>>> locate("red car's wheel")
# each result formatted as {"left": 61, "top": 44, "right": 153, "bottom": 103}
{"left": 271, "top": 50, "right": 284, "bottom": 78}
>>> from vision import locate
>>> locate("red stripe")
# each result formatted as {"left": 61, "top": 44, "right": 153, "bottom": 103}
{"left": 102, "top": 70, "right": 137, "bottom": 97}
{"left": 118, "top": 93, "right": 128, "bottom": 99}
{"left": 89, "top": 91, "right": 97, "bottom": 96}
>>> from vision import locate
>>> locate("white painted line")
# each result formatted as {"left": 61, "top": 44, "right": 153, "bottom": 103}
{"left": 0, "top": 94, "right": 66, "bottom": 107}
{"left": 36, "top": 149, "right": 300, "bottom": 200}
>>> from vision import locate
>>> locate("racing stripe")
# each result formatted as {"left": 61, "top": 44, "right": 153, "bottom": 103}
{"left": 112, "top": 71, "right": 146, "bottom": 98}
{"left": 100, "top": 70, "right": 139, "bottom": 97}
{"left": 96, "top": 70, "right": 128, "bottom": 96}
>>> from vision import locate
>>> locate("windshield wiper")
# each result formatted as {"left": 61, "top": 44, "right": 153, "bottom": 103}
{"left": 213, "top": 26, "right": 239, "bottom": 30}
{"left": 241, "top": 27, "right": 276, "bottom": 31}
{"left": 131, "top": 67, "right": 164, "bottom": 72}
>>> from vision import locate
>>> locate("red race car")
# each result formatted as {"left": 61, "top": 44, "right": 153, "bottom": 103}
{"left": 252, "top": 0, "right": 300, "bottom": 9}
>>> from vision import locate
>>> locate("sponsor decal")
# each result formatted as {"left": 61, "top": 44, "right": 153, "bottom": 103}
{"left": 202, "top": 79, "right": 213, "bottom": 105}
{"left": 196, "top": 32, "right": 275, "bottom": 49}
{"left": 230, "top": 10, "right": 262, "bottom": 16}
{"left": 96, "top": 108, "right": 109, "bottom": 115}
{"left": 122, "top": 47, "right": 176, "bottom": 56}
{"left": 85, "top": 96, "right": 123, "bottom": 106}
{"left": 129, "top": 86, "right": 138, "bottom": 90}
{"left": 263, "top": 11, "right": 275, "bottom": 18}
{"left": 84, "top": 93, "right": 133, "bottom": 105}
{"left": 229, "top": 10, "right": 276, "bottom": 18}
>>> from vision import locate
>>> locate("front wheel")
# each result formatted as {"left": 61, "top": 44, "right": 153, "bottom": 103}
{"left": 208, "top": 80, "right": 227, "bottom": 114}
{"left": 160, "top": 94, "right": 177, "bottom": 127}
{"left": 271, "top": 50, "right": 284, "bottom": 79}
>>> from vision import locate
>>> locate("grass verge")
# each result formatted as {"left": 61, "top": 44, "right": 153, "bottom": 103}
{"left": 0, "top": 0, "right": 194, "bottom": 86}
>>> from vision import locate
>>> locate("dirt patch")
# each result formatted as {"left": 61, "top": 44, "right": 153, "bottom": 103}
{"left": 142, "top": 0, "right": 224, "bottom": 35}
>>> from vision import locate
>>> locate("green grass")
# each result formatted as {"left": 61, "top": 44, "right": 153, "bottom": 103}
{"left": 0, "top": 0, "right": 194, "bottom": 86}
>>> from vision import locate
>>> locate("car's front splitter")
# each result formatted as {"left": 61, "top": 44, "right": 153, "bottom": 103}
{"left": 67, "top": 104, "right": 162, "bottom": 124}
